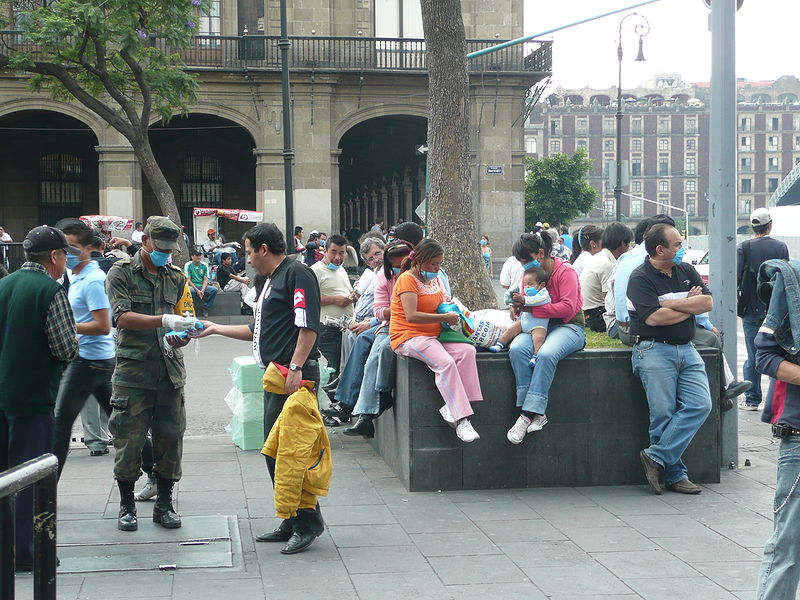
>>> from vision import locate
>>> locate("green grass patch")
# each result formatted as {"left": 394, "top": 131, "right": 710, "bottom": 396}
{"left": 583, "top": 328, "right": 624, "bottom": 349}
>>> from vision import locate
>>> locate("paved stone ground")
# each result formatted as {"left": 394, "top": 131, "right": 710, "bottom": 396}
{"left": 13, "top": 287, "right": 794, "bottom": 599}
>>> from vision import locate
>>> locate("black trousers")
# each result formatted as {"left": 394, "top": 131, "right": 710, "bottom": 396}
{"left": 317, "top": 325, "right": 343, "bottom": 375}
{"left": 0, "top": 410, "right": 54, "bottom": 567}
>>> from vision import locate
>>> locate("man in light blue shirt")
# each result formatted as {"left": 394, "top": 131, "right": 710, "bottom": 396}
{"left": 53, "top": 220, "right": 117, "bottom": 477}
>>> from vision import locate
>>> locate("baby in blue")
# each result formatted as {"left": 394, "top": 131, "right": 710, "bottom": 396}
{"left": 490, "top": 267, "right": 551, "bottom": 367}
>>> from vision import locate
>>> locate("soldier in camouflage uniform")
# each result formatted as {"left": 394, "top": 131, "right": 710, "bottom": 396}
{"left": 105, "top": 216, "right": 198, "bottom": 531}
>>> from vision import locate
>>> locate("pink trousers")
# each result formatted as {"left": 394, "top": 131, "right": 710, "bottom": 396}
{"left": 395, "top": 336, "right": 483, "bottom": 421}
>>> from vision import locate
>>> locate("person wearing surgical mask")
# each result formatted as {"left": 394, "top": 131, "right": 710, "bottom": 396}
{"left": 310, "top": 234, "right": 354, "bottom": 381}
{"left": 104, "top": 216, "right": 198, "bottom": 533}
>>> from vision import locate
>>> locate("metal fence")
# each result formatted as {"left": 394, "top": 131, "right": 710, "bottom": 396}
{"left": 0, "top": 454, "right": 58, "bottom": 600}
{"left": 0, "top": 32, "right": 552, "bottom": 75}
{"left": 0, "top": 243, "right": 24, "bottom": 274}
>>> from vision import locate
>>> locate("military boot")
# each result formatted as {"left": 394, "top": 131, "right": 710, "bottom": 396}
{"left": 117, "top": 480, "right": 138, "bottom": 531}
{"left": 152, "top": 478, "right": 182, "bottom": 529}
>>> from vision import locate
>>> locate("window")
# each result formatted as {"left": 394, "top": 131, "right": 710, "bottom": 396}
{"left": 658, "top": 138, "right": 669, "bottom": 151}
{"left": 631, "top": 139, "right": 642, "bottom": 151}
{"left": 604, "top": 139, "right": 615, "bottom": 151}
{"left": 603, "top": 119, "right": 615, "bottom": 134}
{"left": 657, "top": 195, "right": 670, "bottom": 214}
{"left": 686, "top": 138, "right": 696, "bottom": 150}
{"left": 199, "top": 0, "right": 221, "bottom": 39}
{"left": 550, "top": 119, "right": 560, "bottom": 135}
{"left": 795, "top": 135, "right": 800, "bottom": 151}
{"left": 741, "top": 178, "right": 752, "bottom": 193}
{"left": 577, "top": 139, "right": 588, "bottom": 150}
{"left": 376, "top": 0, "right": 423, "bottom": 37}
{"left": 795, "top": 117, "right": 800, "bottom": 131}
{"left": 768, "top": 136, "right": 780, "bottom": 151}
{"left": 576, "top": 119, "right": 588, "bottom": 134}
{"left": 631, "top": 118, "right": 642, "bottom": 135}
{"left": 658, "top": 180, "right": 670, "bottom": 192}
{"left": 39, "top": 154, "right": 84, "bottom": 225}
{"left": 603, "top": 199, "right": 615, "bottom": 217}
{"left": 630, "top": 198, "right": 642, "bottom": 217}
{"left": 181, "top": 155, "right": 223, "bottom": 225}
{"left": 740, "top": 136, "right": 752, "bottom": 151}
{"left": 525, "top": 136, "right": 537, "bottom": 154}
{"left": 685, "top": 157, "right": 696, "bottom": 176}
{"left": 686, "top": 180, "right": 697, "bottom": 192}
{"left": 740, "top": 197, "right": 752, "bottom": 215}
{"left": 632, "top": 180, "right": 642, "bottom": 193}
{"left": 658, "top": 118, "right": 670, "bottom": 133}
{"left": 658, "top": 158, "right": 669, "bottom": 176}
{"left": 686, "top": 118, "right": 697, "bottom": 134}
{"left": 603, "top": 159, "right": 614, "bottom": 178}
{"left": 631, "top": 158, "right": 642, "bottom": 177}
{"left": 771, "top": 117, "right": 780, "bottom": 131}
{"left": 686, "top": 195, "right": 696, "bottom": 216}
{"left": 740, "top": 117, "right": 752, "bottom": 132}
{"left": 769, "top": 178, "right": 780, "bottom": 193}
{"left": 768, "top": 156, "right": 780, "bottom": 171}
{"left": 550, "top": 140, "right": 561, "bottom": 154}
{"left": 741, "top": 157, "right": 752, "bottom": 172}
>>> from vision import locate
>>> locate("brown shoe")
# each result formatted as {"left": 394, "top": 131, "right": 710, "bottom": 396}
{"left": 667, "top": 479, "right": 702, "bottom": 495}
{"left": 639, "top": 450, "right": 663, "bottom": 495}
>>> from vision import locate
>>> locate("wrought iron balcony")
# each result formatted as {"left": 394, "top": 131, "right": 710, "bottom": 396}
{"left": 0, "top": 32, "right": 551, "bottom": 77}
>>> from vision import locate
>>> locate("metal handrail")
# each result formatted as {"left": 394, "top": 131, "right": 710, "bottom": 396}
{"left": 0, "top": 32, "right": 552, "bottom": 75}
{"left": 0, "top": 454, "right": 58, "bottom": 600}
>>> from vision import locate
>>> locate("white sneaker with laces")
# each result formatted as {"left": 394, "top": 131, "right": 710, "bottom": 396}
{"left": 738, "top": 400, "right": 760, "bottom": 411}
{"left": 507, "top": 414, "right": 532, "bottom": 444}
{"left": 527, "top": 414, "right": 548, "bottom": 432}
{"left": 439, "top": 405, "right": 457, "bottom": 427}
{"left": 455, "top": 419, "right": 480, "bottom": 442}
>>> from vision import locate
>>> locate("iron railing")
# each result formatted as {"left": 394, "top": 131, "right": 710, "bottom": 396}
{"left": 0, "top": 243, "right": 24, "bottom": 273}
{"left": 0, "top": 32, "right": 552, "bottom": 75}
{"left": 0, "top": 454, "right": 58, "bottom": 600}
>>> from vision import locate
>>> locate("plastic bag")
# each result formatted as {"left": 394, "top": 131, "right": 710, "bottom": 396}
{"left": 469, "top": 309, "right": 515, "bottom": 348}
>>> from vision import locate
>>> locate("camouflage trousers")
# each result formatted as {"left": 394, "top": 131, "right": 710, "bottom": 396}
{"left": 109, "top": 377, "right": 186, "bottom": 482}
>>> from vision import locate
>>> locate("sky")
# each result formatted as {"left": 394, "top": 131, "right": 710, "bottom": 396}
{"left": 523, "top": 0, "right": 798, "bottom": 91}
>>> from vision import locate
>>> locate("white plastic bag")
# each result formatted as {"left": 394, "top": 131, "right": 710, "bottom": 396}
{"left": 469, "top": 309, "right": 514, "bottom": 348}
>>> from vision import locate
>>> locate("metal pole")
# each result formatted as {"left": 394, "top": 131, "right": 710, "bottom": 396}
{"left": 466, "top": 0, "right": 664, "bottom": 59}
{"left": 0, "top": 495, "right": 14, "bottom": 600}
{"left": 615, "top": 38, "right": 624, "bottom": 222}
{"left": 279, "top": 0, "right": 295, "bottom": 243}
{"left": 32, "top": 468, "right": 57, "bottom": 600}
{"left": 708, "top": 0, "right": 738, "bottom": 467}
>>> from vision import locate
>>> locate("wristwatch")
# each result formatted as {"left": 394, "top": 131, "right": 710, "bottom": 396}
{"left": 289, "top": 363, "right": 300, "bottom": 372}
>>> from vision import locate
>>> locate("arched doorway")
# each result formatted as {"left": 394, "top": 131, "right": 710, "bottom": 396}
{"left": 338, "top": 115, "right": 427, "bottom": 236}
{"left": 145, "top": 113, "right": 256, "bottom": 245}
{"left": 0, "top": 110, "right": 99, "bottom": 235}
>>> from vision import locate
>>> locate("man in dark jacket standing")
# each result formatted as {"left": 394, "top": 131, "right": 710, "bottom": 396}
{"left": 0, "top": 226, "right": 79, "bottom": 570}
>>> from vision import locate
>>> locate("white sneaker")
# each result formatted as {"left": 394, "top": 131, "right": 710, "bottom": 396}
{"left": 455, "top": 419, "right": 480, "bottom": 443}
{"left": 527, "top": 414, "right": 548, "bottom": 432}
{"left": 738, "top": 400, "right": 760, "bottom": 411}
{"left": 439, "top": 405, "right": 457, "bottom": 428}
{"left": 507, "top": 414, "right": 532, "bottom": 444}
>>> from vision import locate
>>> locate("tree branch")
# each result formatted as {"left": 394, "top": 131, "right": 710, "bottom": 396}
{"left": 119, "top": 48, "right": 151, "bottom": 129}
{"left": 89, "top": 33, "right": 141, "bottom": 130}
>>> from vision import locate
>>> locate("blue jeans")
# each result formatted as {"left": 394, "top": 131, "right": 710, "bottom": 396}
{"left": 336, "top": 325, "right": 378, "bottom": 407}
{"left": 353, "top": 331, "right": 395, "bottom": 415}
{"left": 742, "top": 314, "right": 764, "bottom": 406}
{"left": 191, "top": 285, "right": 217, "bottom": 309}
{"left": 508, "top": 323, "right": 586, "bottom": 414}
{"left": 632, "top": 341, "right": 712, "bottom": 486}
{"left": 757, "top": 437, "right": 800, "bottom": 600}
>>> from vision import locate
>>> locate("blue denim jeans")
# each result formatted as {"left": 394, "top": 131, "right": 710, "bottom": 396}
{"left": 352, "top": 331, "right": 394, "bottom": 415}
{"left": 631, "top": 341, "right": 712, "bottom": 486}
{"left": 335, "top": 325, "right": 378, "bottom": 407}
{"left": 742, "top": 314, "right": 764, "bottom": 406}
{"left": 757, "top": 437, "right": 800, "bottom": 600}
{"left": 508, "top": 323, "right": 586, "bottom": 414}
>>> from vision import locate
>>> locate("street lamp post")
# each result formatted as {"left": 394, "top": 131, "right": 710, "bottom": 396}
{"left": 614, "top": 13, "right": 649, "bottom": 222}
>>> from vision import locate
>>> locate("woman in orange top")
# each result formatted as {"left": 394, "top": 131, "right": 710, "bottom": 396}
{"left": 389, "top": 239, "right": 482, "bottom": 442}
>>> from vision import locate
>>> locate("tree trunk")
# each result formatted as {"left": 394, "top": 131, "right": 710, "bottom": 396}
{"left": 419, "top": 0, "right": 497, "bottom": 310}
{"left": 132, "top": 134, "right": 189, "bottom": 265}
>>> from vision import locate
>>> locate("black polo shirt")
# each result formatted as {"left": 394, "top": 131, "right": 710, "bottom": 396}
{"left": 627, "top": 258, "right": 710, "bottom": 345}
{"left": 249, "top": 257, "right": 320, "bottom": 367}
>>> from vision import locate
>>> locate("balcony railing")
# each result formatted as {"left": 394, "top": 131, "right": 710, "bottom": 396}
{"left": 0, "top": 32, "right": 552, "bottom": 76}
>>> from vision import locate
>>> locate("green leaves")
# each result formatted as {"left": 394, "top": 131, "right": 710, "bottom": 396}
{"left": 524, "top": 149, "right": 598, "bottom": 229}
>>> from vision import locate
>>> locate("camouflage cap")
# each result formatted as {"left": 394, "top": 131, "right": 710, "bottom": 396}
{"left": 143, "top": 216, "right": 181, "bottom": 250}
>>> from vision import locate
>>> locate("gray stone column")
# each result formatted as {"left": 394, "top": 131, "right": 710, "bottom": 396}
{"left": 254, "top": 147, "right": 285, "bottom": 229}
{"left": 95, "top": 145, "right": 142, "bottom": 222}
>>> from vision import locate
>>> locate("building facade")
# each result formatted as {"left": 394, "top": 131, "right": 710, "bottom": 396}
{"left": 526, "top": 75, "right": 800, "bottom": 234}
{"left": 0, "top": 0, "right": 550, "bottom": 254}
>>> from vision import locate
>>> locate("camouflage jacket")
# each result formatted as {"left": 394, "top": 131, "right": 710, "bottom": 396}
{"left": 105, "top": 252, "right": 188, "bottom": 390}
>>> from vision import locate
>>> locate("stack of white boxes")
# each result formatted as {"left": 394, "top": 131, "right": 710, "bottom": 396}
{"left": 225, "top": 356, "right": 264, "bottom": 451}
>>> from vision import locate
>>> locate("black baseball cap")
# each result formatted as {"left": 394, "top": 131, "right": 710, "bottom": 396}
{"left": 23, "top": 226, "right": 81, "bottom": 255}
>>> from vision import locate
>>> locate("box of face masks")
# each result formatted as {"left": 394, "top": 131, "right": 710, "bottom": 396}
{"left": 229, "top": 356, "right": 263, "bottom": 393}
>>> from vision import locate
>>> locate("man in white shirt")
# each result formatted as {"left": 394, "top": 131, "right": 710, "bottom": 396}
{"left": 310, "top": 234, "right": 354, "bottom": 379}
{"left": 131, "top": 222, "right": 144, "bottom": 244}
{"left": 580, "top": 223, "right": 632, "bottom": 332}
{"left": 0, "top": 226, "right": 12, "bottom": 242}
{"left": 499, "top": 254, "right": 524, "bottom": 290}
